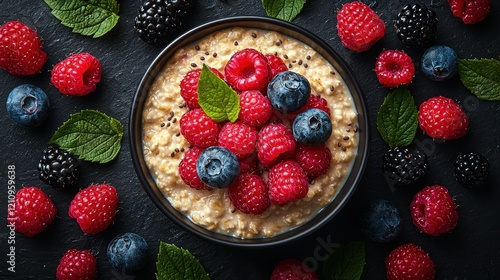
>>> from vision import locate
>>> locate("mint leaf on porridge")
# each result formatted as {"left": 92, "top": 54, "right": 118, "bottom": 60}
{"left": 458, "top": 58, "right": 500, "bottom": 101}
{"left": 49, "top": 110, "right": 123, "bottom": 164}
{"left": 156, "top": 242, "right": 210, "bottom": 280}
{"left": 198, "top": 64, "right": 240, "bottom": 122}
{"left": 376, "top": 87, "right": 418, "bottom": 148}
{"left": 262, "top": 0, "right": 306, "bottom": 22}
{"left": 323, "top": 241, "right": 365, "bottom": 280}
{"left": 44, "top": 0, "right": 119, "bottom": 38}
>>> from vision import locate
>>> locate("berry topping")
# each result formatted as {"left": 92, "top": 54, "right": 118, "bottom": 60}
{"left": 288, "top": 93, "right": 331, "bottom": 121}
{"left": 360, "top": 199, "right": 402, "bottom": 242}
{"left": 410, "top": 185, "right": 458, "bottom": 236}
{"left": 196, "top": 146, "right": 240, "bottom": 189}
{"left": 8, "top": 187, "right": 57, "bottom": 237}
{"left": 292, "top": 108, "right": 332, "bottom": 145}
{"left": 107, "top": 232, "right": 149, "bottom": 274}
{"left": 180, "top": 67, "right": 224, "bottom": 109}
{"left": 238, "top": 155, "right": 258, "bottom": 175}
{"left": 224, "top": 48, "right": 270, "bottom": 91}
{"left": 6, "top": 84, "right": 50, "bottom": 127}
{"left": 395, "top": 4, "right": 438, "bottom": 48}
{"left": 257, "top": 123, "right": 296, "bottom": 168}
{"left": 449, "top": 0, "right": 490, "bottom": 24}
{"left": 336, "top": 1, "right": 386, "bottom": 52}
{"left": 218, "top": 122, "right": 258, "bottom": 159}
{"left": 179, "top": 109, "right": 219, "bottom": 148}
{"left": 0, "top": 21, "right": 47, "bottom": 75}
{"left": 386, "top": 243, "right": 435, "bottom": 280}
{"left": 228, "top": 173, "right": 270, "bottom": 215}
{"left": 56, "top": 249, "right": 97, "bottom": 280}
{"left": 267, "top": 71, "right": 311, "bottom": 113}
{"left": 418, "top": 96, "right": 469, "bottom": 140}
{"left": 270, "top": 258, "right": 319, "bottom": 280}
{"left": 382, "top": 146, "right": 429, "bottom": 186}
{"left": 38, "top": 145, "right": 80, "bottom": 189}
{"left": 375, "top": 49, "right": 415, "bottom": 88}
{"left": 421, "top": 45, "right": 459, "bottom": 81}
{"left": 295, "top": 144, "right": 332, "bottom": 179}
{"left": 238, "top": 90, "right": 273, "bottom": 127}
{"left": 268, "top": 160, "right": 308, "bottom": 205}
{"left": 51, "top": 52, "right": 102, "bottom": 96}
{"left": 453, "top": 152, "right": 490, "bottom": 188}
{"left": 265, "top": 53, "right": 288, "bottom": 79}
{"left": 179, "top": 147, "right": 209, "bottom": 190}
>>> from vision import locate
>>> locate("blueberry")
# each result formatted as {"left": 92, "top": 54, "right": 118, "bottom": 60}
{"left": 421, "top": 45, "right": 458, "bottom": 81}
{"left": 360, "top": 199, "right": 402, "bottom": 242}
{"left": 6, "top": 84, "right": 50, "bottom": 127}
{"left": 107, "top": 232, "right": 149, "bottom": 274}
{"left": 196, "top": 146, "right": 240, "bottom": 189}
{"left": 292, "top": 108, "right": 332, "bottom": 145}
{"left": 267, "top": 71, "right": 311, "bottom": 113}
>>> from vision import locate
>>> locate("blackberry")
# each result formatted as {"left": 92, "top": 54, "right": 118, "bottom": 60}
{"left": 134, "top": 0, "right": 194, "bottom": 45}
{"left": 395, "top": 4, "right": 438, "bottom": 48}
{"left": 383, "top": 147, "right": 429, "bottom": 186}
{"left": 454, "top": 152, "right": 490, "bottom": 188}
{"left": 38, "top": 146, "right": 79, "bottom": 188}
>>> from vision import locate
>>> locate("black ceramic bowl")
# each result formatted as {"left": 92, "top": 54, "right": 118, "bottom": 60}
{"left": 130, "top": 16, "right": 369, "bottom": 247}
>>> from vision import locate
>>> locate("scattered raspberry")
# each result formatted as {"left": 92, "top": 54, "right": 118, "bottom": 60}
{"left": 238, "top": 90, "right": 273, "bottom": 127}
{"left": 0, "top": 21, "right": 47, "bottom": 75}
{"left": 224, "top": 48, "right": 269, "bottom": 91}
{"left": 449, "top": 0, "right": 490, "bottom": 24}
{"left": 8, "top": 187, "right": 56, "bottom": 237}
{"left": 56, "top": 249, "right": 97, "bottom": 280}
{"left": 179, "top": 147, "right": 209, "bottom": 190}
{"left": 256, "top": 123, "right": 296, "bottom": 168}
{"left": 375, "top": 50, "right": 415, "bottom": 88}
{"left": 386, "top": 243, "right": 435, "bottom": 280}
{"left": 265, "top": 53, "right": 288, "bottom": 79}
{"left": 228, "top": 173, "right": 270, "bottom": 215}
{"left": 270, "top": 258, "right": 319, "bottom": 280}
{"left": 218, "top": 122, "right": 258, "bottom": 159}
{"left": 68, "top": 183, "right": 119, "bottom": 234}
{"left": 418, "top": 96, "right": 469, "bottom": 140}
{"left": 179, "top": 109, "right": 219, "bottom": 148}
{"left": 336, "top": 1, "right": 386, "bottom": 52}
{"left": 238, "top": 154, "right": 258, "bottom": 174}
{"left": 410, "top": 185, "right": 458, "bottom": 236}
{"left": 268, "top": 160, "right": 308, "bottom": 205}
{"left": 51, "top": 52, "right": 102, "bottom": 96}
{"left": 288, "top": 93, "right": 331, "bottom": 121}
{"left": 295, "top": 144, "right": 332, "bottom": 179}
{"left": 180, "top": 67, "right": 224, "bottom": 109}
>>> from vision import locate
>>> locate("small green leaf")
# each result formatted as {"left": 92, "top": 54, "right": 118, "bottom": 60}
{"left": 323, "top": 241, "right": 365, "bottom": 280}
{"left": 262, "top": 0, "right": 306, "bottom": 22}
{"left": 49, "top": 110, "right": 123, "bottom": 164}
{"left": 198, "top": 64, "right": 240, "bottom": 122}
{"left": 44, "top": 0, "right": 120, "bottom": 38}
{"left": 156, "top": 242, "right": 210, "bottom": 280}
{"left": 458, "top": 58, "right": 500, "bottom": 101}
{"left": 376, "top": 87, "right": 418, "bottom": 148}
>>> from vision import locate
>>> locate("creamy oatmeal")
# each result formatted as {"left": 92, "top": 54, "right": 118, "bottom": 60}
{"left": 142, "top": 27, "right": 359, "bottom": 238}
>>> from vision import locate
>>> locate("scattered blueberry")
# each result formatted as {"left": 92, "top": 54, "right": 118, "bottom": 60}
{"left": 360, "top": 199, "right": 402, "bottom": 242}
{"left": 196, "top": 146, "right": 240, "bottom": 189}
{"left": 6, "top": 84, "right": 50, "bottom": 127}
{"left": 267, "top": 71, "right": 311, "bottom": 113}
{"left": 292, "top": 108, "right": 332, "bottom": 145}
{"left": 421, "top": 45, "right": 458, "bottom": 81}
{"left": 107, "top": 232, "right": 149, "bottom": 274}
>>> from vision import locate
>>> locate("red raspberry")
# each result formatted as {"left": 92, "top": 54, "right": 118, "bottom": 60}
{"left": 270, "top": 258, "right": 319, "bottom": 280}
{"left": 228, "top": 173, "right": 270, "bottom": 215}
{"left": 295, "top": 144, "right": 332, "bottom": 179}
{"left": 238, "top": 154, "right": 258, "bottom": 174}
{"left": 257, "top": 123, "right": 296, "bottom": 168}
{"left": 265, "top": 53, "right": 288, "bottom": 79}
{"left": 238, "top": 90, "right": 273, "bottom": 127}
{"left": 418, "top": 96, "right": 469, "bottom": 140}
{"left": 218, "top": 122, "right": 258, "bottom": 159}
{"left": 0, "top": 21, "right": 47, "bottom": 75}
{"left": 179, "top": 109, "right": 219, "bottom": 148}
{"left": 68, "top": 183, "right": 119, "bottom": 234}
{"left": 224, "top": 48, "right": 269, "bottom": 91}
{"left": 56, "top": 249, "right": 97, "bottom": 280}
{"left": 51, "top": 52, "right": 102, "bottom": 96}
{"left": 8, "top": 187, "right": 56, "bottom": 237}
{"left": 386, "top": 243, "right": 435, "bottom": 280}
{"left": 449, "top": 0, "right": 490, "bottom": 24}
{"left": 375, "top": 50, "right": 415, "bottom": 88}
{"left": 288, "top": 93, "right": 331, "bottom": 121}
{"left": 268, "top": 160, "right": 308, "bottom": 205}
{"left": 179, "top": 147, "right": 209, "bottom": 190}
{"left": 180, "top": 67, "right": 224, "bottom": 109}
{"left": 410, "top": 185, "right": 458, "bottom": 236}
{"left": 336, "top": 1, "right": 386, "bottom": 52}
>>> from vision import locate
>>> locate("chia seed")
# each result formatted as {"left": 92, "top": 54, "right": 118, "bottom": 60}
{"left": 191, "top": 63, "right": 197, "bottom": 68}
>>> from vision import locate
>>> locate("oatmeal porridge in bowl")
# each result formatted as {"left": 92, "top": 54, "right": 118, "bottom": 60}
{"left": 130, "top": 17, "right": 368, "bottom": 247}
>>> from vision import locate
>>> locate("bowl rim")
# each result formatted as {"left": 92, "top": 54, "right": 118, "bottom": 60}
{"left": 129, "top": 16, "right": 369, "bottom": 248}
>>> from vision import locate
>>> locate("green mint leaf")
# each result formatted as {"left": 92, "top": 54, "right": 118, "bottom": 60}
{"left": 323, "top": 241, "right": 365, "bottom": 280}
{"left": 262, "top": 0, "right": 306, "bottom": 22}
{"left": 156, "top": 242, "right": 210, "bottom": 280}
{"left": 376, "top": 87, "right": 418, "bottom": 148}
{"left": 49, "top": 110, "right": 123, "bottom": 164}
{"left": 198, "top": 64, "right": 240, "bottom": 122}
{"left": 458, "top": 58, "right": 500, "bottom": 101}
{"left": 44, "top": 0, "right": 119, "bottom": 38}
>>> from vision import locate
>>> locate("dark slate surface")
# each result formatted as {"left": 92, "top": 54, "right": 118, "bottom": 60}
{"left": 1, "top": 0, "right": 499, "bottom": 279}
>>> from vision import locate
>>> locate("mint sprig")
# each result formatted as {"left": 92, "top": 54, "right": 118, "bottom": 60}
{"left": 376, "top": 87, "right": 418, "bottom": 148}
{"left": 323, "top": 241, "right": 365, "bottom": 280}
{"left": 198, "top": 64, "right": 240, "bottom": 122}
{"left": 49, "top": 110, "right": 123, "bottom": 164}
{"left": 44, "top": 0, "right": 120, "bottom": 38}
{"left": 262, "top": 0, "right": 306, "bottom": 22}
{"left": 156, "top": 242, "right": 210, "bottom": 280}
{"left": 458, "top": 58, "right": 500, "bottom": 101}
